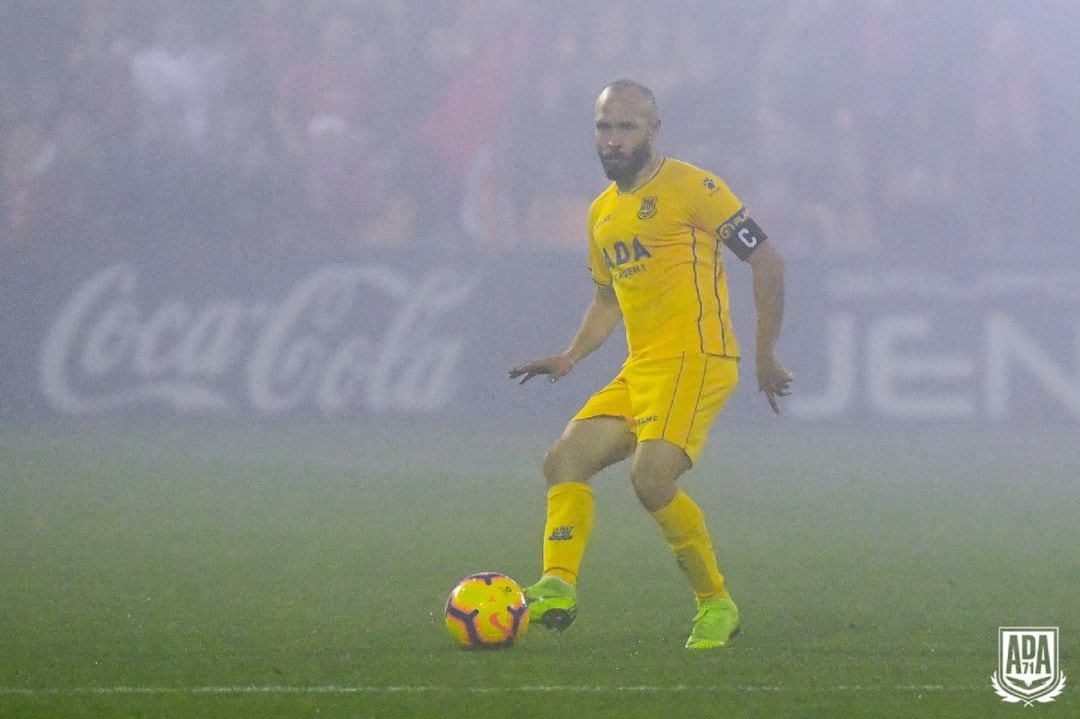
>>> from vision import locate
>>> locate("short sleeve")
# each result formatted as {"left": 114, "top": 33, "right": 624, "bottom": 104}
{"left": 690, "top": 174, "right": 744, "bottom": 230}
{"left": 692, "top": 174, "right": 768, "bottom": 261}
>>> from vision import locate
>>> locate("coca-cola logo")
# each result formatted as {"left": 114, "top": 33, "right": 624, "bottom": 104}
{"left": 39, "top": 263, "right": 477, "bottom": 414}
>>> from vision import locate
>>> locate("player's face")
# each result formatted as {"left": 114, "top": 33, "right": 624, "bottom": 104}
{"left": 595, "top": 92, "right": 657, "bottom": 184}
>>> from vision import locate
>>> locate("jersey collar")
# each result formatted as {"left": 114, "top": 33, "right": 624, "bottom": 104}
{"left": 616, "top": 157, "right": 667, "bottom": 196}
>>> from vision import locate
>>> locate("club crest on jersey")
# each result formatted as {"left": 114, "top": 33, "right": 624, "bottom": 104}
{"left": 637, "top": 196, "right": 658, "bottom": 220}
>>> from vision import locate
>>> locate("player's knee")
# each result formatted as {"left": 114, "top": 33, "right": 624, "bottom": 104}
{"left": 542, "top": 441, "right": 574, "bottom": 486}
{"left": 630, "top": 448, "right": 667, "bottom": 485}
{"left": 629, "top": 449, "right": 684, "bottom": 511}
{"left": 542, "top": 436, "right": 605, "bottom": 486}
{"left": 630, "top": 470, "right": 676, "bottom": 512}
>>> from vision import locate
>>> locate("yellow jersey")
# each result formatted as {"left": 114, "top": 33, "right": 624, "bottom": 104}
{"left": 587, "top": 157, "right": 763, "bottom": 360}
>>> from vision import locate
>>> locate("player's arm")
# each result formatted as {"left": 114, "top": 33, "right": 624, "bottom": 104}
{"left": 718, "top": 210, "right": 793, "bottom": 414}
{"left": 509, "top": 283, "right": 621, "bottom": 385}
{"left": 747, "top": 241, "right": 793, "bottom": 414}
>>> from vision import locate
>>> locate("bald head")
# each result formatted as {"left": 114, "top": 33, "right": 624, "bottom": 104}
{"left": 595, "top": 80, "right": 662, "bottom": 188}
{"left": 596, "top": 80, "right": 659, "bottom": 123}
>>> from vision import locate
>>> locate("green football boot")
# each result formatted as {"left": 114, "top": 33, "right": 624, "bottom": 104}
{"left": 523, "top": 575, "right": 577, "bottom": 630}
{"left": 685, "top": 596, "right": 740, "bottom": 649}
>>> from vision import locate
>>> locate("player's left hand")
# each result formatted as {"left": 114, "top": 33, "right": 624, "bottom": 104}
{"left": 508, "top": 353, "right": 575, "bottom": 385}
{"left": 756, "top": 354, "right": 793, "bottom": 415}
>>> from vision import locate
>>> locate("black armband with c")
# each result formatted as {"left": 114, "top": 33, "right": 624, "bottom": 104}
{"left": 716, "top": 208, "right": 767, "bottom": 261}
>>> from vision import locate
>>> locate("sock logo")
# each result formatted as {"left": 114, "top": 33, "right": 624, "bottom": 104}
{"left": 548, "top": 526, "right": 574, "bottom": 541}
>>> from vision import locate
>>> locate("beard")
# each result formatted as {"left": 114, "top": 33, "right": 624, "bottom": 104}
{"left": 599, "top": 141, "right": 651, "bottom": 184}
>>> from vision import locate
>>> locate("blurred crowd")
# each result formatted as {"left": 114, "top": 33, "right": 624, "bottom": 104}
{"left": 1, "top": 0, "right": 1073, "bottom": 259}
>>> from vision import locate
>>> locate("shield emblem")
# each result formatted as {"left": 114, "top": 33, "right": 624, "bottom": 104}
{"left": 637, "top": 196, "right": 657, "bottom": 220}
{"left": 993, "top": 627, "right": 1066, "bottom": 705}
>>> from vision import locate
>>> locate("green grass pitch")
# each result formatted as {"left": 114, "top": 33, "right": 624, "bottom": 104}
{"left": 1, "top": 423, "right": 1077, "bottom": 718}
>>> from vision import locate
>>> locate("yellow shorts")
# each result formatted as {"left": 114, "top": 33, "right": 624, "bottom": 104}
{"left": 572, "top": 353, "right": 739, "bottom": 464}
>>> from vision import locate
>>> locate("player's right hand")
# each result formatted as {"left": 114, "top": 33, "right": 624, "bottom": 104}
{"left": 508, "top": 354, "right": 575, "bottom": 385}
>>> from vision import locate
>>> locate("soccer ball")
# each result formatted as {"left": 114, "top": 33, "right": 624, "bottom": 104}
{"left": 444, "top": 572, "right": 530, "bottom": 648}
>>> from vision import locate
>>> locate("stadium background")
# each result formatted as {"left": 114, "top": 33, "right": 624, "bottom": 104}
{"left": 1, "top": 2, "right": 1078, "bottom": 716}
{"left": 3, "top": 0, "right": 1079, "bottom": 430}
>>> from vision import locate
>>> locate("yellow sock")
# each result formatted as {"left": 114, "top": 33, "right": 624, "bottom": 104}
{"left": 651, "top": 490, "right": 728, "bottom": 602}
{"left": 541, "top": 482, "right": 594, "bottom": 585}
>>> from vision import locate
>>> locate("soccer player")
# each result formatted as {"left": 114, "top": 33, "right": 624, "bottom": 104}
{"left": 509, "top": 79, "right": 792, "bottom": 649}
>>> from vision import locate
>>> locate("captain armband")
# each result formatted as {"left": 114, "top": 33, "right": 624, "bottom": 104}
{"left": 716, "top": 208, "right": 767, "bottom": 261}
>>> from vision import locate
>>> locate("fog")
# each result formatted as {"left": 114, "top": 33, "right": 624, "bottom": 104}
{"left": 2, "top": 6, "right": 1078, "bottom": 710}
{"left": 2, "top": 0, "right": 1079, "bottom": 438}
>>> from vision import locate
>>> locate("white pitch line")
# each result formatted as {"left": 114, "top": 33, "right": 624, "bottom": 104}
{"left": 0, "top": 684, "right": 984, "bottom": 697}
